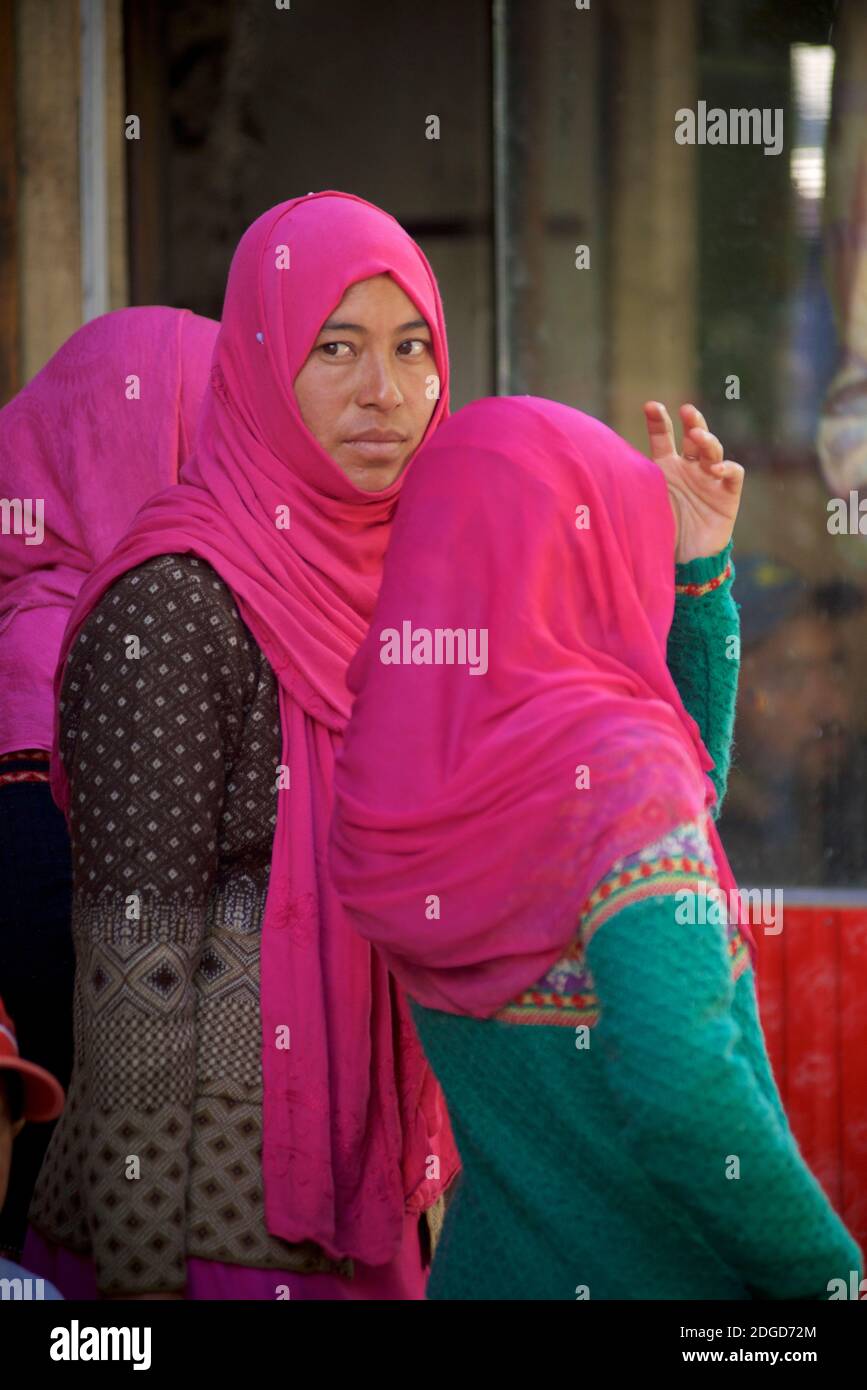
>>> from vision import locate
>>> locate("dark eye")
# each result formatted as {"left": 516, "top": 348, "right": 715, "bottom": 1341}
{"left": 397, "top": 338, "right": 430, "bottom": 358}
{"left": 318, "top": 341, "right": 353, "bottom": 359}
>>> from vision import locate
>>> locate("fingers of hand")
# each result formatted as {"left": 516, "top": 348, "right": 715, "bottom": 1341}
{"left": 683, "top": 427, "right": 724, "bottom": 467}
{"left": 679, "top": 402, "right": 709, "bottom": 435}
{"left": 643, "top": 400, "right": 677, "bottom": 460}
{"left": 715, "top": 460, "right": 746, "bottom": 493}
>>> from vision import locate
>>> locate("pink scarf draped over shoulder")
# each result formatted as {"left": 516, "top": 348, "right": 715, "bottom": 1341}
{"left": 0, "top": 307, "right": 218, "bottom": 757}
{"left": 330, "top": 395, "right": 754, "bottom": 1018}
{"left": 49, "top": 192, "right": 459, "bottom": 1266}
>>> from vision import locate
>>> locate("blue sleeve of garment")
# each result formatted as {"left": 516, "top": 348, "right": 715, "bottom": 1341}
{"left": 584, "top": 888, "right": 863, "bottom": 1299}
{"left": 667, "top": 542, "right": 739, "bottom": 818}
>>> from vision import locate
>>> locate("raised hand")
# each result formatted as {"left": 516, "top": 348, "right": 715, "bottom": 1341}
{"left": 643, "top": 401, "right": 745, "bottom": 564}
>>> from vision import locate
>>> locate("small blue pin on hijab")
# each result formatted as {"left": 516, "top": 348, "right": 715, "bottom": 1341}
{"left": 255, "top": 331, "right": 265, "bottom": 344}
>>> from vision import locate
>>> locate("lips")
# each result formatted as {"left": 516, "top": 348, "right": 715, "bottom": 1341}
{"left": 345, "top": 431, "right": 406, "bottom": 444}
{"left": 343, "top": 431, "right": 407, "bottom": 461}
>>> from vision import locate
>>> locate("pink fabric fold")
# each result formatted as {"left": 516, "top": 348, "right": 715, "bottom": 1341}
{"left": 49, "top": 192, "right": 460, "bottom": 1266}
{"left": 0, "top": 307, "right": 218, "bottom": 756}
{"left": 330, "top": 395, "right": 756, "bottom": 1018}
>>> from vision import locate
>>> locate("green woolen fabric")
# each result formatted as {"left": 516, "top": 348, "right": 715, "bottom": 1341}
{"left": 413, "top": 899, "right": 860, "bottom": 1300}
{"left": 667, "top": 541, "right": 738, "bottom": 818}
{"left": 411, "top": 547, "right": 863, "bottom": 1300}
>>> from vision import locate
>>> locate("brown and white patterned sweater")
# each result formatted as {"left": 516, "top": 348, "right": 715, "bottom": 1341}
{"left": 28, "top": 552, "right": 435, "bottom": 1294}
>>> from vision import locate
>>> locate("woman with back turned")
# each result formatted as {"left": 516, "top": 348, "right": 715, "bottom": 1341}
{"left": 331, "top": 395, "right": 864, "bottom": 1300}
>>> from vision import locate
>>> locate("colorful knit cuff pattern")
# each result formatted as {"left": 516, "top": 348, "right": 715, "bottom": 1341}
{"left": 492, "top": 815, "right": 750, "bottom": 1027}
{"left": 674, "top": 558, "right": 732, "bottom": 598}
{"left": 0, "top": 749, "right": 50, "bottom": 788}
{"left": 669, "top": 544, "right": 733, "bottom": 600}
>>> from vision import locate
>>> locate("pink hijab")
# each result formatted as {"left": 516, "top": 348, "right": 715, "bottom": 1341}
{"left": 331, "top": 396, "right": 756, "bottom": 1017}
{"left": 0, "top": 307, "right": 218, "bottom": 758}
{"left": 49, "top": 191, "right": 459, "bottom": 1265}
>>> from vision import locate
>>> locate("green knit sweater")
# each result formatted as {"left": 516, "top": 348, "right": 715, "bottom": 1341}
{"left": 411, "top": 544, "right": 864, "bottom": 1300}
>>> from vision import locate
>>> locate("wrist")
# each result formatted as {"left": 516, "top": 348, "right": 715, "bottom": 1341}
{"left": 675, "top": 542, "right": 734, "bottom": 597}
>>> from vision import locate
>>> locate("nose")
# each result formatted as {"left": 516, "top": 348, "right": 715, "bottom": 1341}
{"left": 357, "top": 349, "right": 403, "bottom": 411}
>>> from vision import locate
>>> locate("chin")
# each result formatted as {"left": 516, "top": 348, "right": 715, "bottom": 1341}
{"left": 341, "top": 451, "right": 412, "bottom": 492}
{"left": 364, "top": 468, "right": 404, "bottom": 492}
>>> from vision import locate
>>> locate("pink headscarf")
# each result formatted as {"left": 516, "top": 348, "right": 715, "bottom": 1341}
{"left": 331, "top": 395, "right": 756, "bottom": 1017}
{"left": 0, "top": 307, "right": 218, "bottom": 757}
{"left": 49, "top": 192, "right": 459, "bottom": 1265}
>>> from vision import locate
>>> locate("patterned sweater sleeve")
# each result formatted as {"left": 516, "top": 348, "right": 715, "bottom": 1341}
{"left": 59, "top": 554, "right": 256, "bottom": 1294}
{"left": 666, "top": 543, "right": 739, "bottom": 818}
{"left": 582, "top": 819, "right": 863, "bottom": 1300}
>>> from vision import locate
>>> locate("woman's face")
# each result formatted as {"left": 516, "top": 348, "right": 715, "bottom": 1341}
{"left": 293, "top": 273, "right": 439, "bottom": 491}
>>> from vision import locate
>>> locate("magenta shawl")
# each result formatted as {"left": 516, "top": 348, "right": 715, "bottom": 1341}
{"left": 0, "top": 307, "right": 218, "bottom": 757}
{"left": 331, "top": 395, "right": 756, "bottom": 1017}
{"left": 49, "top": 192, "right": 459, "bottom": 1265}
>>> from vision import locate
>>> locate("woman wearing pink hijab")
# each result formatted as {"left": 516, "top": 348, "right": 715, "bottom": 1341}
{"left": 0, "top": 307, "right": 218, "bottom": 1267}
{"left": 331, "top": 396, "right": 863, "bottom": 1299}
{"left": 22, "top": 192, "right": 460, "bottom": 1300}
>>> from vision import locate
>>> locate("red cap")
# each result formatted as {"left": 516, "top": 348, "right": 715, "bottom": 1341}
{"left": 0, "top": 996, "right": 65, "bottom": 1123}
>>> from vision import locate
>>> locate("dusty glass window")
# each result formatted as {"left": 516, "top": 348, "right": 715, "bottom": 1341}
{"left": 491, "top": 0, "right": 866, "bottom": 890}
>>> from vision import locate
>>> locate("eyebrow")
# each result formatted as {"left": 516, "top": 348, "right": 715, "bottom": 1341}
{"left": 318, "top": 318, "right": 429, "bottom": 334}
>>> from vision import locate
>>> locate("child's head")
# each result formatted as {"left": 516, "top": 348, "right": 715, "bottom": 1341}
{"left": 0, "top": 998, "right": 65, "bottom": 1211}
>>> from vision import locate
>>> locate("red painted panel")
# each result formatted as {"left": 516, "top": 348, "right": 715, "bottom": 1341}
{"left": 755, "top": 904, "right": 867, "bottom": 1261}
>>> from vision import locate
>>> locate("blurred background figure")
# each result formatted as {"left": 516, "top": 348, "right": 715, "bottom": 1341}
{"left": 818, "top": 0, "right": 867, "bottom": 498}
{"left": 721, "top": 555, "right": 867, "bottom": 886}
{"left": 0, "top": 994, "right": 64, "bottom": 1297}
{"left": 0, "top": 307, "right": 217, "bottom": 1265}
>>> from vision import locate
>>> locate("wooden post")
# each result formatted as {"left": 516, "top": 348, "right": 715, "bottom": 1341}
{"left": 0, "top": 0, "right": 19, "bottom": 403}
{"left": 11, "top": 0, "right": 127, "bottom": 384}
{"left": 606, "top": 0, "right": 697, "bottom": 448}
{"left": 15, "top": 0, "right": 82, "bottom": 381}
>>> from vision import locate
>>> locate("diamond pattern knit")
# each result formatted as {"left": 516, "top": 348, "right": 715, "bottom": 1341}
{"left": 28, "top": 554, "right": 349, "bottom": 1293}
